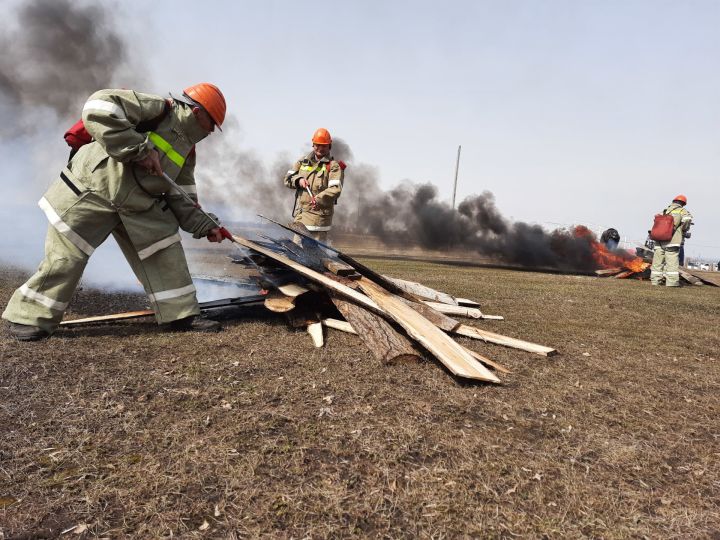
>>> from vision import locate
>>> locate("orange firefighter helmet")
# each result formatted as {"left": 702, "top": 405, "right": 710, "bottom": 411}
{"left": 183, "top": 83, "right": 226, "bottom": 129}
{"left": 312, "top": 128, "right": 332, "bottom": 145}
{"left": 673, "top": 194, "right": 687, "bottom": 205}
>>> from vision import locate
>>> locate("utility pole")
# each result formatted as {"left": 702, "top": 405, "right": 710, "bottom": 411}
{"left": 452, "top": 145, "right": 461, "bottom": 209}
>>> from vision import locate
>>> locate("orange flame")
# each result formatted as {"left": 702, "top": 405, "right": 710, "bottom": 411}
{"left": 573, "top": 225, "right": 649, "bottom": 273}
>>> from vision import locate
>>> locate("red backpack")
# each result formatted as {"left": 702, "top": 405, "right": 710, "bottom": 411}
{"left": 649, "top": 210, "right": 677, "bottom": 242}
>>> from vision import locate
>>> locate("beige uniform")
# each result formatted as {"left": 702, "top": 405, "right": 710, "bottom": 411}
{"left": 2, "top": 89, "right": 217, "bottom": 333}
{"left": 650, "top": 202, "right": 693, "bottom": 287}
{"left": 284, "top": 152, "right": 344, "bottom": 241}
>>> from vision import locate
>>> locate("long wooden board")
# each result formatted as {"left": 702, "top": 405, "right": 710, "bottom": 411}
{"left": 383, "top": 276, "right": 458, "bottom": 305}
{"left": 422, "top": 301, "right": 484, "bottom": 319}
{"left": 256, "top": 216, "right": 419, "bottom": 301}
{"left": 357, "top": 278, "right": 500, "bottom": 383}
{"left": 230, "top": 234, "right": 381, "bottom": 312}
{"left": 453, "top": 324, "right": 557, "bottom": 357}
{"left": 60, "top": 296, "right": 266, "bottom": 326}
{"left": 462, "top": 346, "right": 511, "bottom": 374}
{"left": 679, "top": 270, "right": 704, "bottom": 286}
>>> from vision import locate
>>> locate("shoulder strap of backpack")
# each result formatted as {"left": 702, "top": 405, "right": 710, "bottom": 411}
{"left": 136, "top": 99, "right": 172, "bottom": 133}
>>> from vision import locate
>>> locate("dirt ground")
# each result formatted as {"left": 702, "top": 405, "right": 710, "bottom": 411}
{"left": 1, "top": 257, "right": 719, "bottom": 539}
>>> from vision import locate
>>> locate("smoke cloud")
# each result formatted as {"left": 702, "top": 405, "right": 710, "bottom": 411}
{"left": 200, "top": 136, "right": 631, "bottom": 272}
{"left": 0, "top": 0, "right": 140, "bottom": 134}
{"left": 0, "top": 0, "right": 146, "bottom": 289}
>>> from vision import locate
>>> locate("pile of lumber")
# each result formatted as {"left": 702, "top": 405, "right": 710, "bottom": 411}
{"left": 62, "top": 220, "right": 558, "bottom": 384}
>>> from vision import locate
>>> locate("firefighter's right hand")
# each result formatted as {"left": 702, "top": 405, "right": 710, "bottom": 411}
{"left": 299, "top": 178, "right": 309, "bottom": 189}
{"left": 136, "top": 149, "right": 163, "bottom": 176}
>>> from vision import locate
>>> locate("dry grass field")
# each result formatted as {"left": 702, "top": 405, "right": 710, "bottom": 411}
{"left": 1, "top": 258, "right": 719, "bottom": 539}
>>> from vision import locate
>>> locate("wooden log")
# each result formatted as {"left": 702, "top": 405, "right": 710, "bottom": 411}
{"left": 422, "top": 301, "right": 484, "bottom": 319}
{"left": 595, "top": 267, "right": 622, "bottom": 276}
{"left": 614, "top": 271, "right": 634, "bottom": 279}
{"left": 321, "top": 318, "right": 357, "bottom": 334}
{"left": 322, "top": 258, "right": 356, "bottom": 277}
{"left": 307, "top": 321, "right": 324, "bottom": 348}
{"left": 357, "top": 278, "right": 500, "bottom": 383}
{"left": 264, "top": 290, "right": 297, "bottom": 313}
{"left": 453, "top": 324, "right": 557, "bottom": 357}
{"left": 332, "top": 297, "right": 421, "bottom": 364}
{"left": 383, "top": 276, "right": 458, "bottom": 305}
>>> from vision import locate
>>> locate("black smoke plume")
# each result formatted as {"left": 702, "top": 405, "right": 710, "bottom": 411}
{"left": 0, "top": 0, "right": 138, "bottom": 135}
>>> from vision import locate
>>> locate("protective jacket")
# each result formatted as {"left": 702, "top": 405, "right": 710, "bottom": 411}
{"left": 658, "top": 203, "right": 693, "bottom": 248}
{"left": 650, "top": 202, "right": 693, "bottom": 287}
{"left": 284, "top": 152, "right": 344, "bottom": 231}
{"left": 2, "top": 89, "right": 217, "bottom": 332}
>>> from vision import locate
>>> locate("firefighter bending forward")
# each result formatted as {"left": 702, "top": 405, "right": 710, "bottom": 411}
{"left": 3, "top": 83, "right": 230, "bottom": 341}
{"left": 284, "top": 128, "right": 346, "bottom": 242}
{"left": 650, "top": 194, "right": 693, "bottom": 287}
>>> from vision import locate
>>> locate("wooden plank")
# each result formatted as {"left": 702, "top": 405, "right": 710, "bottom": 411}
{"left": 462, "top": 346, "right": 511, "bottom": 374}
{"left": 595, "top": 267, "right": 622, "bottom": 276}
{"left": 455, "top": 297, "right": 481, "bottom": 308}
{"left": 60, "top": 296, "right": 266, "bottom": 326}
{"left": 679, "top": 270, "right": 704, "bottom": 286}
{"left": 321, "top": 318, "right": 357, "bottom": 334}
{"left": 307, "top": 322, "right": 324, "bottom": 348}
{"left": 396, "top": 297, "right": 459, "bottom": 332}
{"left": 453, "top": 324, "right": 557, "bottom": 357}
{"left": 230, "top": 234, "right": 381, "bottom": 313}
{"left": 682, "top": 269, "right": 720, "bottom": 287}
{"left": 257, "top": 216, "right": 420, "bottom": 301}
{"left": 332, "top": 297, "right": 421, "bottom": 364}
{"left": 277, "top": 283, "right": 309, "bottom": 297}
{"left": 357, "top": 278, "right": 500, "bottom": 383}
{"left": 422, "top": 301, "right": 484, "bottom": 319}
{"left": 614, "top": 271, "right": 634, "bottom": 279}
{"left": 383, "top": 276, "right": 458, "bottom": 305}
{"left": 264, "top": 290, "right": 296, "bottom": 313}
{"left": 322, "top": 258, "right": 356, "bottom": 277}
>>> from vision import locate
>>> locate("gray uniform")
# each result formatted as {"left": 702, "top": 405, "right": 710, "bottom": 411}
{"left": 284, "top": 152, "right": 344, "bottom": 242}
{"left": 650, "top": 202, "right": 693, "bottom": 287}
{"left": 2, "top": 89, "right": 217, "bottom": 333}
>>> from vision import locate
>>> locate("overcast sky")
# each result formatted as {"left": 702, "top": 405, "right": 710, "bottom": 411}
{"left": 4, "top": 0, "right": 720, "bottom": 261}
{"left": 137, "top": 0, "right": 720, "bottom": 258}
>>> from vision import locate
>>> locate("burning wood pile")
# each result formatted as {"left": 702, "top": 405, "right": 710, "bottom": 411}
{"left": 62, "top": 219, "right": 557, "bottom": 384}
{"left": 572, "top": 226, "right": 652, "bottom": 279}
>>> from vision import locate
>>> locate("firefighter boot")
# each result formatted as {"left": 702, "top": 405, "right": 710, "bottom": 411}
{"left": 168, "top": 315, "right": 221, "bottom": 333}
{"left": 8, "top": 322, "right": 49, "bottom": 342}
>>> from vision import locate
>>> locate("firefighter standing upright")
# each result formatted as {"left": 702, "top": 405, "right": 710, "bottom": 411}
{"left": 284, "top": 128, "right": 346, "bottom": 242}
{"left": 3, "top": 83, "right": 229, "bottom": 340}
{"left": 650, "top": 195, "right": 693, "bottom": 287}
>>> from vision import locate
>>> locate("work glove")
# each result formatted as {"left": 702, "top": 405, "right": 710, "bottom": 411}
{"left": 192, "top": 212, "right": 221, "bottom": 239}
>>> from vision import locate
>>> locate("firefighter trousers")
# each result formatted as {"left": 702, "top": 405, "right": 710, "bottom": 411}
{"left": 2, "top": 218, "right": 199, "bottom": 334}
{"left": 650, "top": 246, "right": 680, "bottom": 287}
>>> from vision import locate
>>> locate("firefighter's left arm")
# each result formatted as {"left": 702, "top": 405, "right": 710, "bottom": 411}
{"left": 164, "top": 150, "right": 217, "bottom": 238}
{"left": 681, "top": 209, "right": 694, "bottom": 233}
{"left": 314, "top": 161, "right": 344, "bottom": 205}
